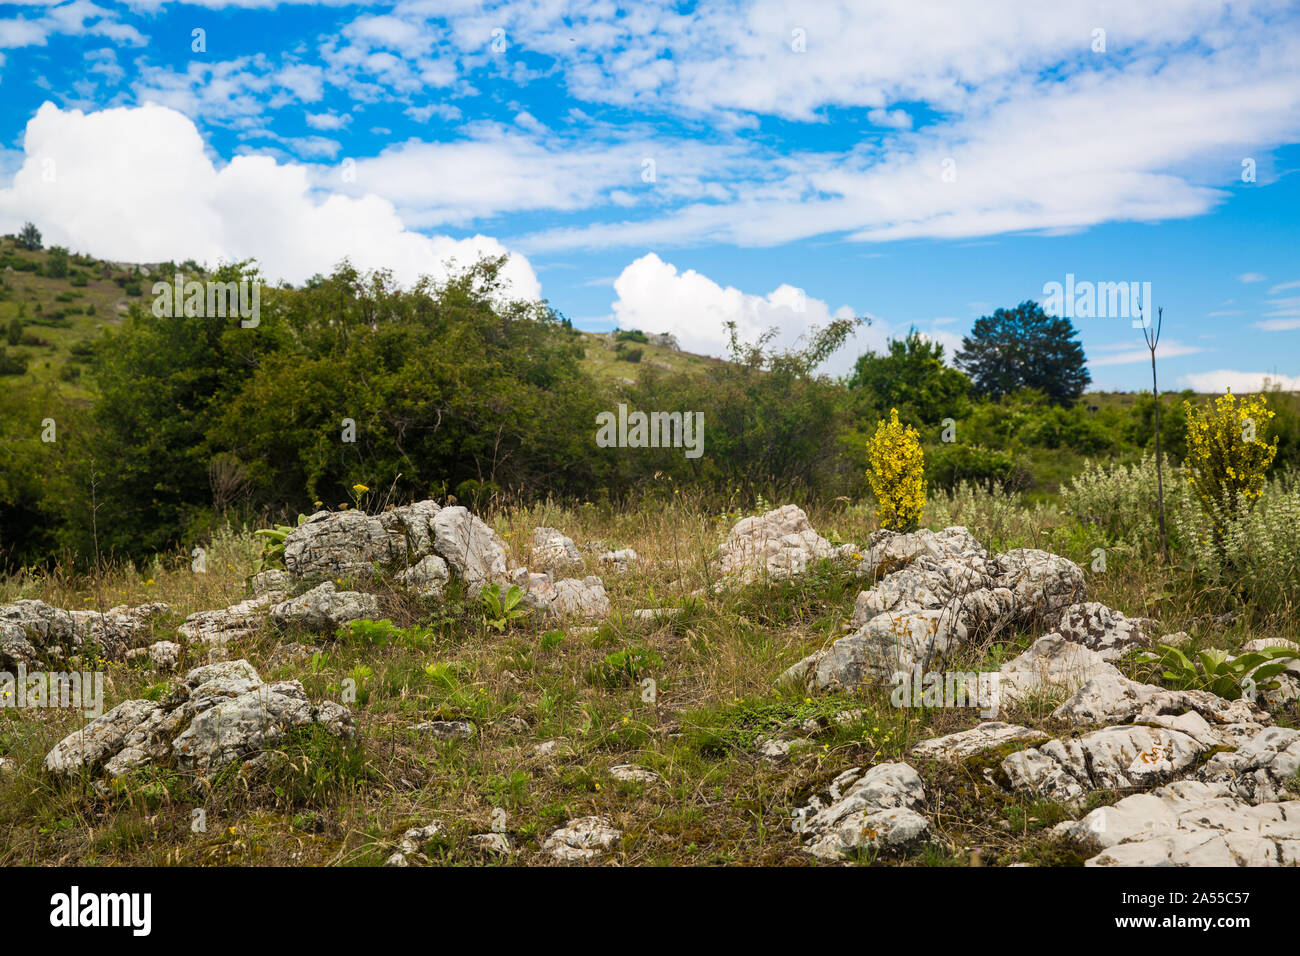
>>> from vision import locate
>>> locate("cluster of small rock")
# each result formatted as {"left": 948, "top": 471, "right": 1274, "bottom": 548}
{"left": 11, "top": 501, "right": 1300, "bottom": 867}
{"left": 43, "top": 659, "right": 354, "bottom": 779}
{"left": 736, "top": 516, "right": 1300, "bottom": 866}
{"left": 171, "top": 501, "right": 620, "bottom": 657}
{"left": 782, "top": 525, "right": 1090, "bottom": 693}
{"left": 0, "top": 600, "right": 169, "bottom": 668}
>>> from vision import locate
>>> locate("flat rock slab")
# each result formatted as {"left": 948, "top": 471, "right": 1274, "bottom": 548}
{"left": 998, "top": 635, "right": 1120, "bottom": 706}
{"left": 1052, "top": 672, "right": 1267, "bottom": 735}
{"left": 1068, "top": 780, "right": 1300, "bottom": 866}
{"left": 1195, "top": 726, "right": 1300, "bottom": 805}
{"left": 911, "top": 722, "right": 1048, "bottom": 763}
{"left": 609, "top": 764, "right": 661, "bottom": 784}
{"left": 179, "top": 595, "right": 275, "bottom": 647}
{"left": 413, "top": 720, "right": 475, "bottom": 741}
{"left": 1002, "top": 724, "right": 1207, "bottom": 804}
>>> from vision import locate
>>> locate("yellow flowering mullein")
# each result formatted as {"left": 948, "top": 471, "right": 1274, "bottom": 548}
{"left": 866, "top": 408, "right": 926, "bottom": 532}
{"left": 1183, "top": 390, "right": 1277, "bottom": 539}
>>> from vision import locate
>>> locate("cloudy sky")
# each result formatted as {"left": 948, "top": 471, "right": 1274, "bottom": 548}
{"left": 1, "top": 0, "right": 1298, "bottom": 390}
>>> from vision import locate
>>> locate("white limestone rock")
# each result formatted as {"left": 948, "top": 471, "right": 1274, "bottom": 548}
{"left": 1054, "top": 602, "right": 1157, "bottom": 660}
{"left": 396, "top": 554, "right": 450, "bottom": 599}
{"left": 597, "top": 549, "right": 638, "bottom": 572}
{"left": 1069, "top": 780, "right": 1300, "bottom": 866}
{"left": 543, "top": 816, "right": 622, "bottom": 862}
{"left": 432, "top": 506, "right": 510, "bottom": 596}
{"left": 992, "top": 549, "right": 1086, "bottom": 625}
{"left": 0, "top": 599, "right": 169, "bottom": 666}
{"left": 44, "top": 699, "right": 165, "bottom": 775}
{"left": 998, "top": 634, "right": 1120, "bottom": 706}
{"left": 1001, "top": 724, "right": 1207, "bottom": 804}
{"left": 713, "top": 505, "right": 834, "bottom": 584}
{"left": 43, "top": 659, "right": 355, "bottom": 777}
{"left": 1194, "top": 726, "right": 1300, "bottom": 805}
{"left": 792, "top": 762, "right": 930, "bottom": 860}
{"left": 269, "top": 582, "right": 380, "bottom": 633}
{"left": 911, "top": 722, "right": 1049, "bottom": 763}
{"left": 283, "top": 509, "right": 404, "bottom": 580}
{"left": 531, "top": 527, "right": 584, "bottom": 574}
{"left": 856, "top": 526, "right": 986, "bottom": 580}
{"left": 548, "top": 576, "right": 611, "bottom": 620}
{"left": 609, "top": 764, "right": 661, "bottom": 784}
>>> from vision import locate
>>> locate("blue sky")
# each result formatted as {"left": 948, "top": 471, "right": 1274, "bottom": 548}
{"left": 1, "top": 0, "right": 1298, "bottom": 391}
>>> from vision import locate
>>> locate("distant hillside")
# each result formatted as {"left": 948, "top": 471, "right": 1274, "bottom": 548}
{"left": 0, "top": 236, "right": 727, "bottom": 399}
{"left": 0, "top": 236, "right": 179, "bottom": 400}
{"left": 575, "top": 328, "right": 726, "bottom": 388}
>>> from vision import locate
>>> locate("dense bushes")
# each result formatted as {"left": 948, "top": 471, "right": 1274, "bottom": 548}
{"left": 3, "top": 256, "right": 1300, "bottom": 569}
{"left": 624, "top": 318, "right": 862, "bottom": 502}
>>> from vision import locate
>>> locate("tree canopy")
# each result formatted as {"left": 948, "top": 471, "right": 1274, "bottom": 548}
{"left": 955, "top": 300, "right": 1090, "bottom": 405}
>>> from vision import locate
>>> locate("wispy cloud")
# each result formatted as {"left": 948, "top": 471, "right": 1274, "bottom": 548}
{"left": 1088, "top": 340, "right": 1205, "bottom": 366}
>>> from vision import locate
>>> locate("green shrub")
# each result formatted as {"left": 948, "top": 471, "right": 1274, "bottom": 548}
{"left": 927, "top": 442, "right": 1022, "bottom": 490}
{"left": 1062, "top": 454, "right": 1162, "bottom": 547}
{"left": 1173, "top": 474, "right": 1300, "bottom": 613}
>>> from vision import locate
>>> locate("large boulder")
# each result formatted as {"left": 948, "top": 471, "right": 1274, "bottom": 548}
{"left": 597, "top": 549, "right": 638, "bottom": 572}
{"left": 911, "top": 722, "right": 1049, "bottom": 763}
{"left": 507, "top": 570, "right": 612, "bottom": 621}
{"left": 991, "top": 549, "right": 1085, "bottom": 625}
{"left": 172, "top": 681, "right": 317, "bottom": 770}
{"left": 783, "top": 585, "right": 1020, "bottom": 695}
{"left": 713, "top": 505, "right": 834, "bottom": 584}
{"left": 432, "top": 506, "right": 510, "bottom": 596}
{"left": 850, "top": 555, "right": 1002, "bottom": 626}
{"left": 783, "top": 606, "right": 972, "bottom": 693}
{"left": 782, "top": 531, "right": 1094, "bottom": 697}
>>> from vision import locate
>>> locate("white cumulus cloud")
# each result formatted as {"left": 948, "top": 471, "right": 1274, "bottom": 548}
{"left": 0, "top": 102, "right": 540, "bottom": 298}
{"left": 609, "top": 252, "right": 954, "bottom": 375}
